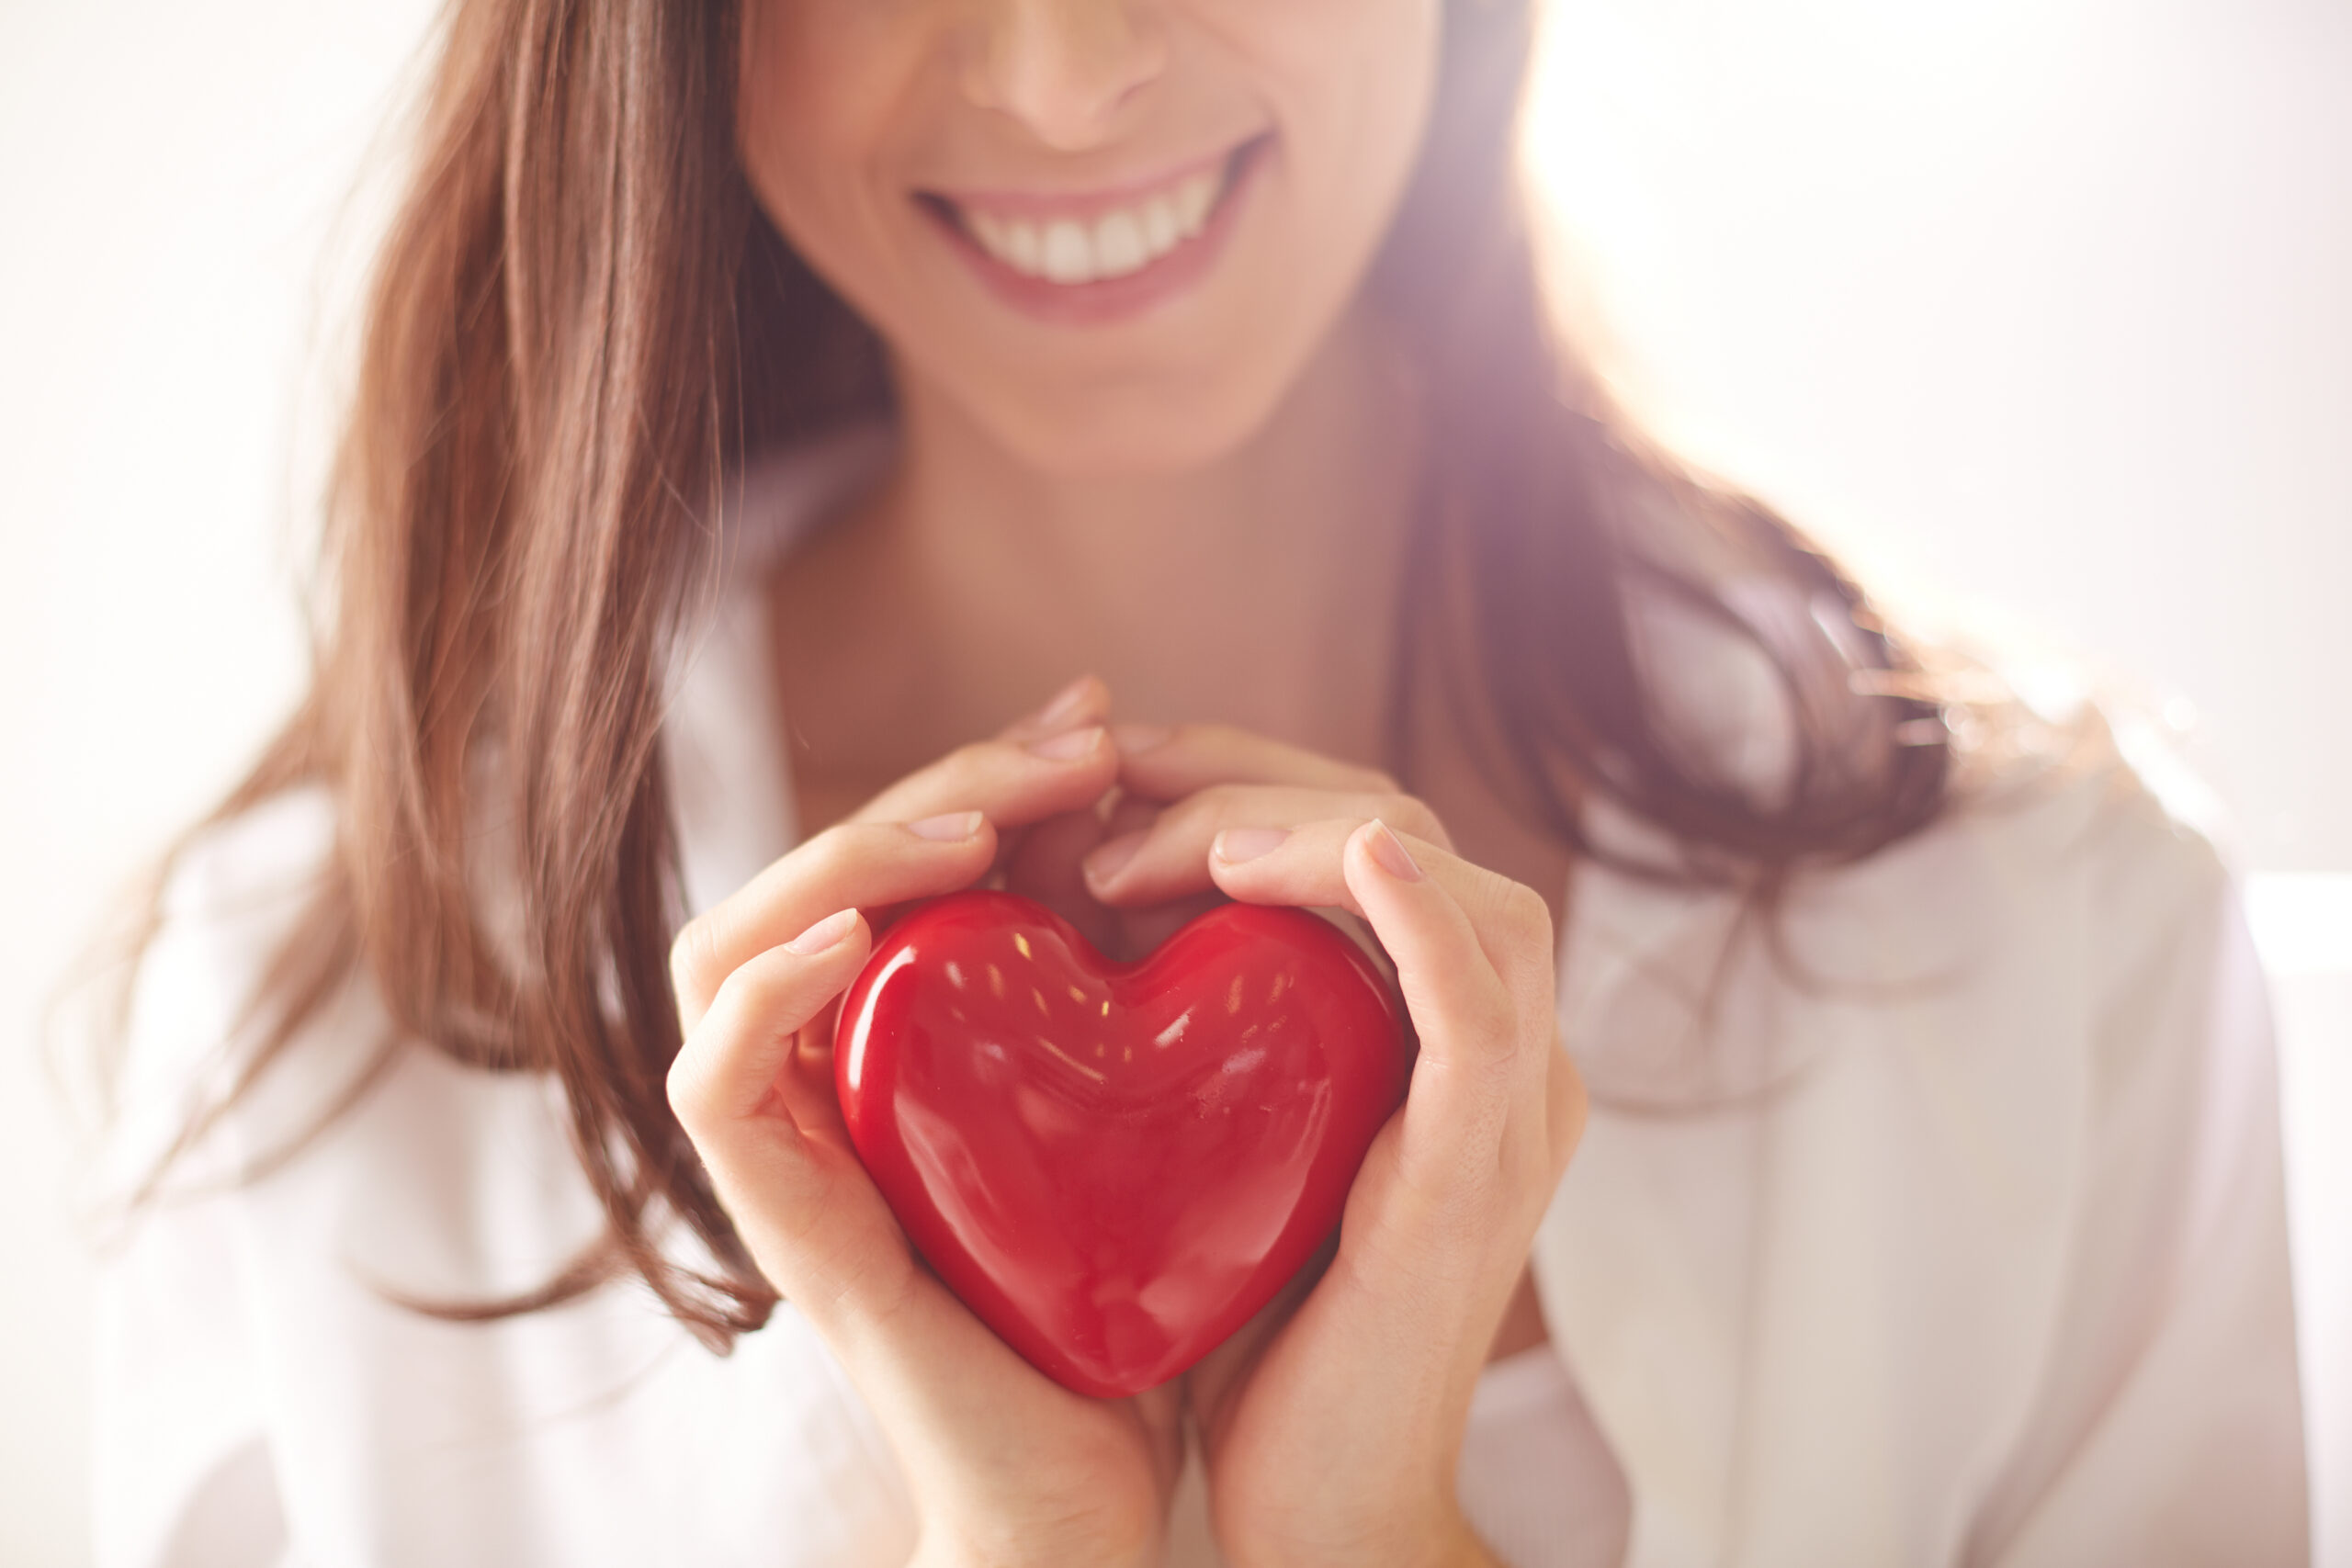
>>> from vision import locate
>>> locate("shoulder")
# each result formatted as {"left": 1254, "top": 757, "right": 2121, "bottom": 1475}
{"left": 153, "top": 787, "right": 339, "bottom": 962}
{"left": 108, "top": 786, "right": 374, "bottom": 1187}
{"left": 107, "top": 785, "right": 616, "bottom": 1295}
{"left": 120, "top": 788, "right": 337, "bottom": 1086}
{"left": 96, "top": 802, "right": 923, "bottom": 1566}
{"left": 1896, "top": 689, "right": 2242, "bottom": 1018}
{"left": 1563, "top": 665, "right": 2250, "bottom": 1103}
{"left": 1542, "top": 690, "right": 2301, "bottom": 1556}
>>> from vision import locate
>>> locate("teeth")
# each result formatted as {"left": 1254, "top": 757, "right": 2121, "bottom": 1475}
{"left": 1004, "top": 220, "right": 1042, "bottom": 276}
{"left": 1172, "top": 173, "right": 1216, "bottom": 238}
{"left": 1093, "top": 210, "right": 1147, "bottom": 276}
{"left": 1041, "top": 220, "right": 1093, "bottom": 284}
{"left": 1142, "top": 196, "right": 1179, "bottom": 255}
{"left": 956, "top": 163, "right": 1228, "bottom": 285}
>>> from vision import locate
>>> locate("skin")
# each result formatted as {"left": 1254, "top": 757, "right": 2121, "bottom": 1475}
{"left": 671, "top": 2, "right": 1596, "bottom": 1563}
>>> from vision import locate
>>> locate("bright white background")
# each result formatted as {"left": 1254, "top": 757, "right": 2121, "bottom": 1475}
{"left": 2, "top": 1, "right": 2345, "bottom": 1563}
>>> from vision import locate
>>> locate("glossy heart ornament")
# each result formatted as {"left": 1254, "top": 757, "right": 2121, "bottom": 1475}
{"left": 833, "top": 889, "right": 1411, "bottom": 1397}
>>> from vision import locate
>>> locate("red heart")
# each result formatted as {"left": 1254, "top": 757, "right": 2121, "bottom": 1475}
{"left": 834, "top": 889, "right": 1412, "bottom": 1397}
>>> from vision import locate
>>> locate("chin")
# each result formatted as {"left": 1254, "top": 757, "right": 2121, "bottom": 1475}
{"left": 964, "top": 364, "right": 1303, "bottom": 480}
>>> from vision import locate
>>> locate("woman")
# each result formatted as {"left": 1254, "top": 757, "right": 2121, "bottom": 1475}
{"left": 95, "top": 0, "right": 2308, "bottom": 1563}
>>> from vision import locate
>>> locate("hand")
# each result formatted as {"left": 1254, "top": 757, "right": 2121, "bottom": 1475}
{"left": 1082, "top": 725, "right": 1588, "bottom": 1568}
{"left": 667, "top": 681, "right": 1186, "bottom": 1568}
{"left": 987, "top": 745, "right": 1224, "bottom": 964}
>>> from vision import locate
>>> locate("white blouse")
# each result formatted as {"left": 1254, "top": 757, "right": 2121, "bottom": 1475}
{"left": 94, "top": 427, "right": 2308, "bottom": 1566}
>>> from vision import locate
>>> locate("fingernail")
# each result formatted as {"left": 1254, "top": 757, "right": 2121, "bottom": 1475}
{"left": 1214, "top": 827, "right": 1290, "bottom": 864}
{"left": 1112, "top": 723, "right": 1172, "bottom": 756}
{"left": 908, "top": 810, "right": 984, "bottom": 841}
{"left": 1083, "top": 829, "right": 1146, "bottom": 886}
{"left": 785, "top": 908, "right": 859, "bottom": 954}
{"left": 1027, "top": 676, "right": 1094, "bottom": 734}
{"left": 1026, "top": 726, "right": 1103, "bottom": 761}
{"left": 1363, "top": 819, "right": 1423, "bottom": 882}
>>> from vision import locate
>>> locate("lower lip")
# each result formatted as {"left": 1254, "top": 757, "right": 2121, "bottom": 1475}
{"left": 922, "top": 139, "right": 1271, "bottom": 329}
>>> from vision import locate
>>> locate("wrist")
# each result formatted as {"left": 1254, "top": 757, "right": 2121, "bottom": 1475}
{"left": 907, "top": 1521, "right": 1161, "bottom": 1568}
{"left": 1224, "top": 1498, "right": 1484, "bottom": 1568}
{"left": 1434, "top": 1511, "right": 1501, "bottom": 1568}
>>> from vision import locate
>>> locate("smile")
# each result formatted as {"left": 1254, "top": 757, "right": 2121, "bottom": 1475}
{"left": 918, "top": 135, "right": 1272, "bottom": 322}
{"left": 954, "top": 164, "right": 1221, "bottom": 284}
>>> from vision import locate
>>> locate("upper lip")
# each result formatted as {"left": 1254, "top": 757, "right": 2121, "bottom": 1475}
{"left": 918, "top": 133, "right": 1267, "bottom": 220}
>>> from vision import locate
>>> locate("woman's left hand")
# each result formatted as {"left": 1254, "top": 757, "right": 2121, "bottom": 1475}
{"left": 1081, "top": 725, "right": 1589, "bottom": 1568}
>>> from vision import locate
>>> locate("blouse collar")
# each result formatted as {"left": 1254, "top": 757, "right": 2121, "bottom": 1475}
{"left": 662, "top": 423, "right": 899, "bottom": 920}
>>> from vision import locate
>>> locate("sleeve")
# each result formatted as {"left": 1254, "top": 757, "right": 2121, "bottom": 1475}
{"left": 89, "top": 797, "right": 334, "bottom": 1568}
{"left": 92, "top": 1188, "right": 289, "bottom": 1567}
{"left": 1966, "top": 835, "right": 2310, "bottom": 1564}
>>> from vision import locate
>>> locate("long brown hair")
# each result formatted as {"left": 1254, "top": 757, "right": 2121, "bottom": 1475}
{"left": 114, "top": 0, "right": 1948, "bottom": 1349}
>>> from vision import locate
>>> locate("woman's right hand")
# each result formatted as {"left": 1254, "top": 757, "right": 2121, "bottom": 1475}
{"left": 666, "top": 679, "right": 1183, "bottom": 1568}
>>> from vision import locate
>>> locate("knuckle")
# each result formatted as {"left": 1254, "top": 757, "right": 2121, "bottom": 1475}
{"left": 668, "top": 915, "right": 721, "bottom": 1005}
{"left": 1357, "top": 766, "right": 1405, "bottom": 795}
{"left": 1184, "top": 781, "right": 1250, "bottom": 822}
{"left": 1498, "top": 878, "right": 1555, "bottom": 951}
{"left": 665, "top": 1042, "right": 713, "bottom": 1128}
{"left": 910, "top": 740, "right": 1001, "bottom": 799}
{"left": 1493, "top": 1113, "right": 1551, "bottom": 1191}
{"left": 1161, "top": 784, "right": 1243, "bottom": 842}
{"left": 1183, "top": 721, "right": 1245, "bottom": 754}
{"left": 797, "top": 821, "right": 865, "bottom": 881}
{"left": 1382, "top": 793, "right": 1446, "bottom": 845}
{"left": 1545, "top": 1048, "right": 1589, "bottom": 1175}
{"left": 1469, "top": 988, "right": 1522, "bottom": 1058}
{"left": 1557, "top": 1086, "right": 1589, "bottom": 1173}
{"left": 948, "top": 738, "right": 1004, "bottom": 776}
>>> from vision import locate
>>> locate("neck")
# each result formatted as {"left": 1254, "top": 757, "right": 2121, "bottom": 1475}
{"left": 872, "top": 303, "right": 1421, "bottom": 761}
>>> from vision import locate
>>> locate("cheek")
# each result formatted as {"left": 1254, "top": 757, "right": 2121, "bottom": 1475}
{"left": 1075, "top": 0, "right": 1439, "bottom": 455}
{"left": 1227, "top": 0, "right": 1440, "bottom": 233}
{"left": 735, "top": 0, "right": 939, "bottom": 316}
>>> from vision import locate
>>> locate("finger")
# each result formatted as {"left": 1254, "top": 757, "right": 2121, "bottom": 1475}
{"left": 1209, "top": 819, "right": 1556, "bottom": 1000}
{"left": 996, "top": 672, "right": 1113, "bottom": 743}
{"left": 1110, "top": 721, "right": 1396, "bottom": 802}
{"left": 1215, "top": 821, "right": 1564, "bottom": 1238}
{"left": 667, "top": 908, "right": 873, "bottom": 1137}
{"left": 672, "top": 814, "right": 993, "bottom": 1032}
{"left": 848, "top": 725, "right": 1117, "bottom": 829}
{"left": 669, "top": 919, "right": 930, "bottom": 1334}
{"left": 1209, "top": 820, "right": 1554, "bottom": 1091}
{"left": 1183, "top": 1228, "right": 1337, "bottom": 1445}
{"left": 1544, "top": 1035, "right": 1590, "bottom": 1180}
{"left": 1336, "top": 821, "right": 1563, "bottom": 1202}
{"left": 1102, "top": 792, "right": 1159, "bottom": 841}
{"left": 978, "top": 678, "right": 1113, "bottom": 887}
{"left": 1340, "top": 821, "right": 1521, "bottom": 1091}
{"left": 1080, "top": 784, "right": 1453, "bottom": 906}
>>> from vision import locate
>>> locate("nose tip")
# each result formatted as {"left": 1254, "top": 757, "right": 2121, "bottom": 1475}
{"left": 962, "top": 0, "right": 1170, "bottom": 152}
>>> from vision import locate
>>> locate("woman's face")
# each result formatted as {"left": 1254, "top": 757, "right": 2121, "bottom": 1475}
{"left": 736, "top": 0, "right": 1441, "bottom": 476}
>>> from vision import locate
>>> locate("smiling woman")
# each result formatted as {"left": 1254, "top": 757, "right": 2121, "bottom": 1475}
{"left": 89, "top": 0, "right": 2304, "bottom": 1565}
